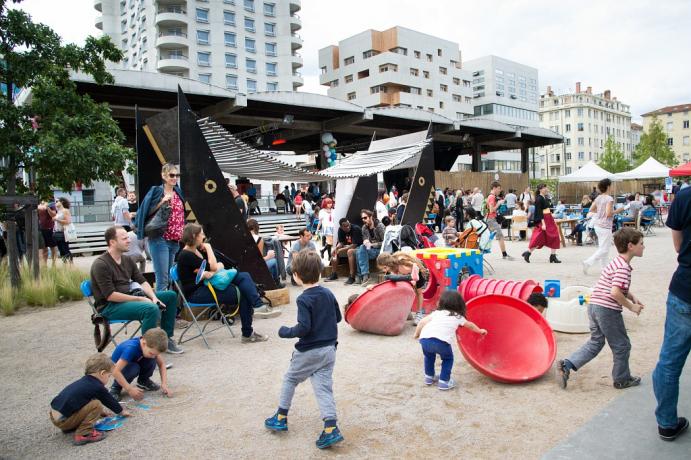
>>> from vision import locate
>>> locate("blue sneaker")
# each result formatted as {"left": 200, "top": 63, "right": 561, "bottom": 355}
{"left": 316, "top": 426, "right": 344, "bottom": 449}
{"left": 264, "top": 412, "right": 288, "bottom": 431}
{"left": 424, "top": 374, "right": 437, "bottom": 385}
{"left": 438, "top": 379, "right": 456, "bottom": 391}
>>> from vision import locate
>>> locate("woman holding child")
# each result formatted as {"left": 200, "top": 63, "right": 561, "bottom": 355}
{"left": 177, "top": 223, "right": 275, "bottom": 340}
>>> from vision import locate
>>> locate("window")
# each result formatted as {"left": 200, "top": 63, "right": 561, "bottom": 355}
{"left": 566, "top": 152, "right": 572, "bottom": 160}
{"left": 196, "top": 8, "right": 209, "bottom": 23}
{"left": 265, "top": 22, "right": 276, "bottom": 36}
{"left": 463, "top": 80, "right": 471, "bottom": 87}
{"left": 423, "top": 70, "right": 429, "bottom": 79}
{"left": 379, "top": 63, "right": 397, "bottom": 73}
{"left": 247, "top": 79, "right": 257, "bottom": 92}
{"left": 414, "top": 50, "right": 421, "bottom": 58}
{"left": 566, "top": 167, "right": 572, "bottom": 174}
{"left": 265, "top": 82, "right": 278, "bottom": 91}
{"left": 426, "top": 89, "right": 433, "bottom": 97}
{"left": 370, "top": 85, "right": 387, "bottom": 94}
{"left": 224, "top": 10, "right": 235, "bottom": 25}
{"left": 577, "top": 122, "right": 584, "bottom": 131}
{"left": 244, "top": 17, "right": 255, "bottom": 32}
{"left": 263, "top": 2, "right": 275, "bottom": 16}
{"left": 246, "top": 58, "right": 256, "bottom": 73}
{"left": 265, "top": 42, "right": 276, "bottom": 56}
{"left": 439, "top": 101, "right": 444, "bottom": 109}
{"left": 266, "top": 62, "right": 277, "bottom": 76}
{"left": 410, "top": 87, "right": 421, "bottom": 95}
{"left": 245, "top": 38, "right": 256, "bottom": 52}
{"left": 440, "top": 84, "right": 447, "bottom": 92}
{"left": 357, "top": 69, "right": 369, "bottom": 79}
{"left": 347, "top": 91, "right": 356, "bottom": 101}
{"left": 197, "top": 51, "right": 211, "bottom": 66}
{"left": 224, "top": 32, "right": 236, "bottom": 47}
{"left": 684, "top": 120, "right": 690, "bottom": 128}
{"left": 667, "top": 122, "right": 674, "bottom": 131}
{"left": 344, "top": 74, "right": 353, "bottom": 83}
{"left": 410, "top": 68, "right": 419, "bottom": 77}
{"left": 565, "top": 124, "right": 571, "bottom": 132}
{"left": 437, "top": 48, "right": 442, "bottom": 56}
{"left": 199, "top": 73, "right": 211, "bottom": 84}
{"left": 452, "top": 77, "right": 460, "bottom": 85}
{"left": 578, "top": 137, "right": 584, "bottom": 145}
{"left": 224, "top": 53, "right": 237, "bottom": 68}
{"left": 243, "top": 0, "right": 254, "bottom": 12}
{"left": 344, "top": 56, "right": 354, "bottom": 65}
{"left": 226, "top": 74, "right": 238, "bottom": 89}
{"left": 196, "top": 30, "right": 209, "bottom": 45}
{"left": 684, "top": 136, "right": 690, "bottom": 145}
{"left": 362, "top": 50, "right": 379, "bottom": 59}
{"left": 452, "top": 94, "right": 461, "bottom": 102}
{"left": 565, "top": 139, "right": 571, "bottom": 146}
{"left": 577, "top": 108, "right": 583, "bottom": 117}
{"left": 667, "top": 138, "right": 674, "bottom": 146}
{"left": 578, "top": 151, "right": 584, "bottom": 160}
{"left": 426, "top": 53, "right": 432, "bottom": 62}
{"left": 390, "top": 46, "right": 407, "bottom": 55}
{"left": 439, "top": 66, "right": 447, "bottom": 75}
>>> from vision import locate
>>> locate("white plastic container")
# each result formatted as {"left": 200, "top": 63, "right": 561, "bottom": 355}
{"left": 544, "top": 285, "right": 593, "bottom": 333}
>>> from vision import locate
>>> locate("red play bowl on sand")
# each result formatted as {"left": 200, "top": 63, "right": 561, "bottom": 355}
{"left": 344, "top": 281, "right": 416, "bottom": 336}
{"left": 456, "top": 294, "right": 556, "bottom": 383}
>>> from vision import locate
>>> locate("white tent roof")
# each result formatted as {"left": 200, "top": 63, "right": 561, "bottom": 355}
{"left": 558, "top": 161, "right": 618, "bottom": 182}
{"left": 614, "top": 157, "right": 670, "bottom": 180}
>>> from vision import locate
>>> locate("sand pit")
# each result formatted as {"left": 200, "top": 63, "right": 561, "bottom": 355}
{"left": 0, "top": 226, "right": 677, "bottom": 458}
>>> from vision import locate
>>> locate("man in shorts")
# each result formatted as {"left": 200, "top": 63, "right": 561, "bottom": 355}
{"left": 486, "top": 181, "right": 513, "bottom": 260}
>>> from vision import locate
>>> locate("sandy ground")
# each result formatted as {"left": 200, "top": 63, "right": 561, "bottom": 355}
{"left": 0, "top": 225, "right": 678, "bottom": 459}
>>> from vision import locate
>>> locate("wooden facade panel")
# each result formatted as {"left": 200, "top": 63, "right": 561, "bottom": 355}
{"left": 434, "top": 171, "right": 529, "bottom": 195}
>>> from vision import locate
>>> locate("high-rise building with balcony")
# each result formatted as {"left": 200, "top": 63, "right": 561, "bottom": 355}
{"left": 318, "top": 27, "right": 474, "bottom": 121}
{"left": 94, "top": 0, "right": 304, "bottom": 93}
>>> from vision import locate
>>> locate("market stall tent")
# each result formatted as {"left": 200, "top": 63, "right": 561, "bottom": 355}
{"left": 669, "top": 161, "right": 691, "bottom": 177}
{"left": 558, "top": 161, "right": 618, "bottom": 182}
{"left": 614, "top": 157, "right": 670, "bottom": 180}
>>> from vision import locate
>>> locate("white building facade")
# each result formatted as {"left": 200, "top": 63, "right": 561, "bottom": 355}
{"left": 94, "top": 0, "right": 304, "bottom": 93}
{"left": 318, "top": 27, "right": 474, "bottom": 120}
{"left": 537, "top": 82, "right": 632, "bottom": 178}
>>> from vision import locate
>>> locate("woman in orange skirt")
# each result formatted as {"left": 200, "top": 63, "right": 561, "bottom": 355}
{"left": 522, "top": 184, "right": 561, "bottom": 263}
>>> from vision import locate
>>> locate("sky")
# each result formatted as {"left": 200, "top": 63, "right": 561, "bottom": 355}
{"left": 14, "top": 0, "right": 691, "bottom": 121}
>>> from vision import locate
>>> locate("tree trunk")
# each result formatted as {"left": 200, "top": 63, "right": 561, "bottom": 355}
{"left": 6, "top": 221, "right": 20, "bottom": 288}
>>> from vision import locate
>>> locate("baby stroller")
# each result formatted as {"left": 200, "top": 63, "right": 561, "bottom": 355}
{"left": 414, "top": 222, "right": 436, "bottom": 248}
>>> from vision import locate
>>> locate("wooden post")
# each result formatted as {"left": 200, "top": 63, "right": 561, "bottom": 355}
{"left": 30, "top": 206, "right": 39, "bottom": 279}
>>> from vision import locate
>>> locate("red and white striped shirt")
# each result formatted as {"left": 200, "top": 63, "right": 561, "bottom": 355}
{"left": 590, "top": 255, "right": 632, "bottom": 311}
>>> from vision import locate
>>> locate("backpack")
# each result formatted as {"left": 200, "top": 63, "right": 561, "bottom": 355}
{"left": 394, "top": 224, "right": 422, "bottom": 252}
{"left": 457, "top": 221, "right": 488, "bottom": 250}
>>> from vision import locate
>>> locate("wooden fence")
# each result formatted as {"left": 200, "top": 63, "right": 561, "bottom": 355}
{"left": 434, "top": 171, "right": 529, "bottom": 194}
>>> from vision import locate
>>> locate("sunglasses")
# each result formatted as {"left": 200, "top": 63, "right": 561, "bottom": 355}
{"left": 168, "top": 173, "right": 181, "bottom": 178}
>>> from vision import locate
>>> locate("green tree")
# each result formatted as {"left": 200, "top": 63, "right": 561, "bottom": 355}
{"left": 598, "top": 135, "right": 630, "bottom": 173}
{"left": 1, "top": 1, "right": 133, "bottom": 286}
{"left": 633, "top": 115, "right": 678, "bottom": 166}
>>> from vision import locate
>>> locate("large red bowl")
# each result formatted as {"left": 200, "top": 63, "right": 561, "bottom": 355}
{"left": 345, "top": 281, "right": 416, "bottom": 336}
{"left": 456, "top": 294, "right": 556, "bottom": 383}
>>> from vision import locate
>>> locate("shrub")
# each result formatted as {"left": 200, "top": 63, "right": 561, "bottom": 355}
{"left": 0, "top": 285, "right": 17, "bottom": 316}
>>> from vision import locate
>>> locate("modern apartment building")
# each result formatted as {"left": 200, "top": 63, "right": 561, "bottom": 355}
{"left": 641, "top": 104, "right": 691, "bottom": 163}
{"left": 536, "top": 82, "right": 632, "bottom": 178}
{"left": 94, "top": 0, "right": 304, "bottom": 93}
{"left": 318, "top": 27, "right": 474, "bottom": 121}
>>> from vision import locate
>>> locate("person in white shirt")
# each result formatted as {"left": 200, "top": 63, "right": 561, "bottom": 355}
{"left": 470, "top": 188, "right": 484, "bottom": 214}
{"left": 316, "top": 198, "right": 335, "bottom": 260}
{"left": 520, "top": 187, "right": 533, "bottom": 209}
{"left": 375, "top": 190, "right": 388, "bottom": 222}
{"left": 511, "top": 202, "right": 529, "bottom": 240}
{"left": 414, "top": 290, "right": 487, "bottom": 390}
{"left": 111, "top": 188, "right": 132, "bottom": 231}
{"left": 123, "top": 229, "right": 146, "bottom": 272}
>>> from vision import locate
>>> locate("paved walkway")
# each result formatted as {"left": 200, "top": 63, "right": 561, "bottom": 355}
{"left": 544, "top": 369, "right": 690, "bottom": 459}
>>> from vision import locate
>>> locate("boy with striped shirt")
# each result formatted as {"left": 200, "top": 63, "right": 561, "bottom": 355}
{"left": 558, "top": 227, "right": 645, "bottom": 390}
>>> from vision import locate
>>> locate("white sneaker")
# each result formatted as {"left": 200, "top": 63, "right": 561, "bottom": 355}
{"left": 438, "top": 379, "right": 456, "bottom": 390}
{"left": 413, "top": 310, "right": 425, "bottom": 326}
{"left": 254, "top": 304, "right": 281, "bottom": 319}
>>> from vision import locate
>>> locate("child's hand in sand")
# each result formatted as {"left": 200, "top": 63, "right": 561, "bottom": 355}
{"left": 128, "top": 386, "right": 144, "bottom": 400}
{"left": 161, "top": 384, "right": 173, "bottom": 397}
{"left": 121, "top": 409, "right": 133, "bottom": 417}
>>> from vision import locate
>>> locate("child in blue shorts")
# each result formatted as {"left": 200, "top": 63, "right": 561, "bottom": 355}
{"left": 264, "top": 249, "right": 344, "bottom": 449}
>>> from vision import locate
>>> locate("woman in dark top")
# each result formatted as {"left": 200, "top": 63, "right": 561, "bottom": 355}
{"left": 177, "top": 223, "right": 273, "bottom": 342}
{"left": 522, "top": 184, "right": 561, "bottom": 263}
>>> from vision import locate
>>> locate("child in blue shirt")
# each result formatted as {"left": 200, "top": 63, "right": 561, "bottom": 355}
{"left": 264, "top": 249, "right": 344, "bottom": 449}
{"left": 50, "top": 353, "right": 131, "bottom": 445}
{"left": 109, "top": 328, "right": 172, "bottom": 401}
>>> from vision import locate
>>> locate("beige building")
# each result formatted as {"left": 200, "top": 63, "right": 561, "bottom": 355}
{"left": 641, "top": 104, "right": 691, "bottom": 164}
{"left": 536, "top": 82, "right": 632, "bottom": 178}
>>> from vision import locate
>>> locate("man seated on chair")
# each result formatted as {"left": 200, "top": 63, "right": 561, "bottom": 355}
{"left": 90, "top": 226, "right": 182, "bottom": 354}
{"left": 324, "top": 218, "right": 363, "bottom": 285}
{"left": 286, "top": 227, "right": 320, "bottom": 286}
{"left": 620, "top": 195, "right": 643, "bottom": 226}
{"left": 356, "top": 209, "right": 385, "bottom": 287}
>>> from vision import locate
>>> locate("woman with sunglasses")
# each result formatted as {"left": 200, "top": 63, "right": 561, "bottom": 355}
{"left": 136, "top": 163, "right": 185, "bottom": 291}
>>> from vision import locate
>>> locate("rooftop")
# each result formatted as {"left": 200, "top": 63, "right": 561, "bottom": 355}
{"left": 641, "top": 103, "right": 691, "bottom": 117}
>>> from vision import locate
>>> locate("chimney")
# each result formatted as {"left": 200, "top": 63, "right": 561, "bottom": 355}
{"left": 575, "top": 82, "right": 581, "bottom": 93}
{"left": 604, "top": 90, "right": 611, "bottom": 100}
{"left": 613, "top": 96, "right": 617, "bottom": 101}
{"left": 586, "top": 86, "right": 592, "bottom": 94}
{"left": 547, "top": 85, "right": 552, "bottom": 96}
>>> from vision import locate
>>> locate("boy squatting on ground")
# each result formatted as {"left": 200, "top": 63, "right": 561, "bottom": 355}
{"left": 109, "top": 328, "right": 173, "bottom": 401}
{"left": 414, "top": 290, "right": 487, "bottom": 390}
{"left": 50, "top": 353, "right": 132, "bottom": 446}
{"left": 557, "top": 227, "right": 645, "bottom": 390}
{"left": 264, "top": 249, "right": 344, "bottom": 449}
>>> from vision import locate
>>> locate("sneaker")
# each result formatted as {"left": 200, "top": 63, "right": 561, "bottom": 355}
{"left": 324, "top": 273, "right": 338, "bottom": 282}
{"left": 361, "top": 275, "right": 374, "bottom": 287}
{"left": 413, "top": 310, "right": 425, "bottom": 326}
{"left": 175, "top": 318, "right": 190, "bottom": 329}
{"left": 316, "top": 426, "right": 344, "bottom": 449}
{"left": 273, "top": 280, "right": 286, "bottom": 289}
{"left": 659, "top": 417, "right": 689, "bottom": 441}
{"left": 438, "top": 379, "right": 456, "bottom": 391}
{"left": 109, "top": 387, "right": 121, "bottom": 401}
{"left": 136, "top": 379, "right": 161, "bottom": 392}
{"left": 254, "top": 304, "right": 282, "bottom": 319}
{"left": 344, "top": 276, "right": 356, "bottom": 285}
{"left": 582, "top": 261, "right": 589, "bottom": 275}
{"left": 424, "top": 374, "right": 437, "bottom": 386}
{"left": 613, "top": 376, "right": 641, "bottom": 389}
{"left": 557, "top": 359, "right": 570, "bottom": 389}
{"left": 241, "top": 331, "right": 269, "bottom": 343}
{"left": 264, "top": 412, "right": 288, "bottom": 432}
{"left": 73, "top": 429, "right": 106, "bottom": 446}
{"left": 502, "top": 254, "right": 515, "bottom": 260}
{"left": 166, "top": 338, "right": 184, "bottom": 354}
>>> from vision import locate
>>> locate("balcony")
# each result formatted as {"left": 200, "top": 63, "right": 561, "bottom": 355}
{"left": 95, "top": 15, "right": 103, "bottom": 30}
{"left": 291, "top": 52, "right": 303, "bottom": 68}
{"left": 289, "top": 13, "right": 301, "bottom": 32}
{"left": 293, "top": 71, "right": 303, "bottom": 88}
{"left": 156, "top": 31, "right": 189, "bottom": 48}
{"left": 156, "top": 8, "right": 188, "bottom": 27}
{"left": 94, "top": 0, "right": 102, "bottom": 12}
{"left": 157, "top": 55, "right": 190, "bottom": 71}
{"left": 289, "top": 0, "right": 301, "bottom": 15}
{"left": 290, "top": 33, "right": 303, "bottom": 50}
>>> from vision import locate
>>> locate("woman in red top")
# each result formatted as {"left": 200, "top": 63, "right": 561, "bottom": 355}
{"left": 522, "top": 184, "right": 561, "bottom": 263}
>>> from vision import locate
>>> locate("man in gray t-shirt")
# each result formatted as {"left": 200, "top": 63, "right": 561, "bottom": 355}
{"left": 287, "top": 228, "right": 319, "bottom": 283}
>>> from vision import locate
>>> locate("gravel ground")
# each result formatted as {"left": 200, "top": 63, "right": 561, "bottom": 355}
{"left": 0, "top": 225, "right": 677, "bottom": 459}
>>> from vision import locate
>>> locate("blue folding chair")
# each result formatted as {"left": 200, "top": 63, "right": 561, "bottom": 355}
{"left": 481, "top": 231, "right": 496, "bottom": 275}
{"left": 640, "top": 208, "right": 657, "bottom": 236}
{"left": 169, "top": 265, "right": 235, "bottom": 349}
{"left": 81, "top": 280, "right": 141, "bottom": 349}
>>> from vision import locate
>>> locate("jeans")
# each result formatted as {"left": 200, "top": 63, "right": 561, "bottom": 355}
{"left": 567, "top": 303, "right": 631, "bottom": 383}
{"left": 420, "top": 338, "right": 454, "bottom": 382}
{"left": 584, "top": 226, "right": 612, "bottom": 268}
{"left": 279, "top": 345, "right": 337, "bottom": 421}
{"left": 356, "top": 245, "right": 380, "bottom": 276}
{"left": 100, "top": 290, "right": 178, "bottom": 338}
{"left": 148, "top": 237, "right": 180, "bottom": 291}
{"left": 653, "top": 292, "right": 691, "bottom": 428}
{"left": 266, "top": 257, "right": 279, "bottom": 280}
{"left": 189, "top": 274, "right": 257, "bottom": 337}
{"left": 50, "top": 399, "right": 102, "bottom": 436}
{"left": 111, "top": 356, "right": 157, "bottom": 393}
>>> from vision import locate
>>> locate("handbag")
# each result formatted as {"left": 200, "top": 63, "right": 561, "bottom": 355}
{"left": 65, "top": 223, "right": 78, "bottom": 242}
{"left": 205, "top": 268, "right": 238, "bottom": 291}
{"left": 144, "top": 202, "right": 171, "bottom": 238}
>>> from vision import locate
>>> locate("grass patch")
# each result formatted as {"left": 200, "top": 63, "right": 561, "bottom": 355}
{"left": 0, "top": 285, "right": 17, "bottom": 316}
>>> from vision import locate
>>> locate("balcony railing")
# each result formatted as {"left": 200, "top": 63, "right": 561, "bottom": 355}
{"left": 158, "top": 6, "right": 187, "bottom": 14}
{"left": 158, "top": 31, "right": 188, "bottom": 37}
{"left": 159, "top": 54, "right": 188, "bottom": 60}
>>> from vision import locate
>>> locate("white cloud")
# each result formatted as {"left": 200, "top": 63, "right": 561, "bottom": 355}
{"left": 17, "top": 0, "right": 691, "bottom": 120}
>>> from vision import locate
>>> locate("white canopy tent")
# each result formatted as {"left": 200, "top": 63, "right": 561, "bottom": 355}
{"left": 558, "top": 161, "right": 618, "bottom": 182}
{"left": 614, "top": 157, "right": 670, "bottom": 180}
